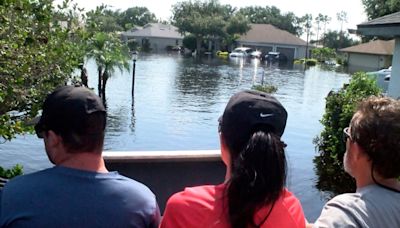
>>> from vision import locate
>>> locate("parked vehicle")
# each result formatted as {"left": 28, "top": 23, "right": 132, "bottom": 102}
{"left": 229, "top": 47, "right": 253, "bottom": 58}
{"left": 250, "top": 50, "right": 263, "bottom": 58}
{"left": 366, "top": 66, "right": 391, "bottom": 92}
{"left": 264, "top": 51, "right": 287, "bottom": 62}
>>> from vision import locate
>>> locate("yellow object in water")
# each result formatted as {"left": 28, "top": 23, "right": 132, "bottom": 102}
{"left": 216, "top": 51, "right": 229, "bottom": 56}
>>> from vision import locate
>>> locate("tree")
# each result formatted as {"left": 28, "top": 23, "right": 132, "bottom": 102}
{"left": 321, "top": 15, "right": 331, "bottom": 46}
{"left": 301, "top": 14, "right": 313, "bottom": 59}
{"left": 362, "top": 0, "right": 400, "bottom": 20}
{"left": 171, "top": 0, "right": 249, "bottom": 55}
{"left": 183, "top": 35, "right": 197, "bottom": 51}
{"left": 238, "top": 6, "right": 302, "bottom": 36}
{"left": 119, "top": 7, "right": 157, "bottom": 30}
{"left": 336, "top": 11, "right": 347, "bottom": 36}
{"left": 85, "top": 5, "right": 124, "bottom": 33}
{"left": 314, "top": 14, "right": 330, "bottom": 45}
{"left": 86, "top": 32, "right": 130, "bottom": 101}
{"left": 0, "top": 0, "right": 86, "bottom": 140}
{"left": 322, "top": 30, "right": 359, "bottom": 50}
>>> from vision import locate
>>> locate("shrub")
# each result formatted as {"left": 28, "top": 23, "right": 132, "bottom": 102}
{"left": 313, "top": 72, "right": 382, "bottom": 197}
{"left": 252, "top": 84, "right": 277, "bottom": 93}
{"left": 0, "top": 164, "right": 23, "bottom": 179}
{"left": 293, "top": 58, "right": 318, "bottom": 66}
{"left": 305, "top": 58, "right": 318, "bottom": 66}
{"left": 183, "top": 35, "right": 197, "bottom": 51}
{"left": 312, "top": 47, "right": 336, "bottom": 62}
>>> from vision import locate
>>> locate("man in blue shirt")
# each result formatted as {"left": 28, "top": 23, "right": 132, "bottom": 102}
{"left": 0, "top": 86, "right": 160, "bottom": 227}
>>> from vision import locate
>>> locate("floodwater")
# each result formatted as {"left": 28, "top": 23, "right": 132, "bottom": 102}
{"left": 0, "top": 54, "right": 350, "bottom": 221}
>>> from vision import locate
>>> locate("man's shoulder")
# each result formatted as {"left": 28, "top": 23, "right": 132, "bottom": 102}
{"left": 3, "top": 168, "right": 53, "bottom": 189}
{"left": 107, "top": 173, "right": 155, "bottom": 197}
{"left": 328, "top": 192, "right": 360, "bottom": 204}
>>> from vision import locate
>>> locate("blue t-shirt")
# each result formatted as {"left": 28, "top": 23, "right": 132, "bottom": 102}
{"left": 0, "top": 166, "right": 160, "bottom": 227}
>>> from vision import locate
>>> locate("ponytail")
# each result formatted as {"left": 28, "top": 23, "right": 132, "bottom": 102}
{"left": 226, "top": 130, "right": 287, "bottom": 228}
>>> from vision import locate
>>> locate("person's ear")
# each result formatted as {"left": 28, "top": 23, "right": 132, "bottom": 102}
{"left": 352, "top": 142, "right": 367, "bottom": 161}
{"left": 219, "top": 133, "right": 230, "bottom": 166}
{"left": 44, "top": 130, "right": 62, "bottom": 149}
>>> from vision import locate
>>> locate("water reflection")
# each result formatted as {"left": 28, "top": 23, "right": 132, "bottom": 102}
{"left": 314, "top": 152, "right": 356, "bottom": 200}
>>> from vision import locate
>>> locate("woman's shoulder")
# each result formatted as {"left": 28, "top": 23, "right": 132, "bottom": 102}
{"left": 161, "top": 184, "right": 227, "bottom": 228}
{"left": 166, "top": 184, "right": 225, "bottom": 208}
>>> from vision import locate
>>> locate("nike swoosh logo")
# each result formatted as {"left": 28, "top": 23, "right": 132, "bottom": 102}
{"left": 260, "top": 113, "right": 274, "bottom": 118}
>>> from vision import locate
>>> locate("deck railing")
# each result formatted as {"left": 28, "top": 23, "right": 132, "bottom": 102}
{"left": 103, "top": 150, "right": 225, "bottom": 212}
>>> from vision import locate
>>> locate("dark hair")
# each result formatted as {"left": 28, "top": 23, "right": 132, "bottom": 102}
{"left": 350, "top": 96, "right": 400, "bottom": 178}
{"left": 59, "top": 112, "right": 106, "bottom": 153}
{"left": 223, "top": 126, "right": 287, "bottom": 228}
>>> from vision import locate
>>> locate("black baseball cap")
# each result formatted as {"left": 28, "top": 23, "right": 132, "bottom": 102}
{"left": 219, "top": 90, "right": 288, "bottom": 147}
{"left": 34, "top": 85, "right": 106, "bottom": 138}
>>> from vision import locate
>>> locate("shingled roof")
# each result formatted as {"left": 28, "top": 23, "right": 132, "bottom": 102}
{"left": 122, "top": 23, "right": 183, "bottom": 39}
{"left": 357, "top": 12, "right": 400, "bottom": 37}
{"left": 238, "top": 24, "right": 308, "bottom": 46}
{"left": 340, "top": 39, "right": 394, "bottom": 55}
{"left": 359, "top": 12, "right": 400, "bottom": 26}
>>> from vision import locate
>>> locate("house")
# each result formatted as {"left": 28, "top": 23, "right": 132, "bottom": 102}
{"left": 236, "top": 24, "right": 310, "bottom": 60}
{"left": 340, "top": 39, "right": 394, "bottom": 71}
{"left": 121, "top": 23, "right": 184, "bottom": 52}
{"left": 356, "top": 12, "right": 400, "bottom": 98}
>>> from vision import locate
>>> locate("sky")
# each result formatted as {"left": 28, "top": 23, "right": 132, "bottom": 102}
{"left": 55, "top": 0, "right": 367, "bottom": 35}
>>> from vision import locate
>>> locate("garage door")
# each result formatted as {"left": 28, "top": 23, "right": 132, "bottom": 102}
{"left": 276, "top": 47, "right": 295, "bottom": 61}
{"left": 349, "top": 53, "right": 380, "bottom": 69}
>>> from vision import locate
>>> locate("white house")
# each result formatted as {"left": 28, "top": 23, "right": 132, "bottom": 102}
{"left": 340, "top": 39, "right": 394, "bottom": 71}
{"left": 236, "top": 24, "right": 311, "bottom": 60}
{"left": 121, "top": 23, "right": 184, "bottom": 52}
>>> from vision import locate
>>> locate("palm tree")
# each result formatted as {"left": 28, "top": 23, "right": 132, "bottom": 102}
{"left": 101, "top": 40, "right": 130, "bottom": 101}
{"left": 86, "top": 32, "right": 130, "bottom": 101}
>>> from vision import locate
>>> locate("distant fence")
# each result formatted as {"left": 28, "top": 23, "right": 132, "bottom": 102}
{"left": 103, "top": 150, "right": 225, "bottom": 213}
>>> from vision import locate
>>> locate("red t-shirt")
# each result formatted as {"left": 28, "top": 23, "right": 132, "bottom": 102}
{"left": 161, "top": 184, "right": 305, "bottom": 228}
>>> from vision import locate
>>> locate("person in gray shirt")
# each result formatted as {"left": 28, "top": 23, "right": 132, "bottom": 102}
{"left": 313, "top": 96, "right": 400, "bottom": 228}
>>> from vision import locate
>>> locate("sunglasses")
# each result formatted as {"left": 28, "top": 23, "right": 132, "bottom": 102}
{"left": 343, "top": 127, "right": 352, "bottom": 142}
{"left": 34, "top": 123, "right": 46, "bottom": 139}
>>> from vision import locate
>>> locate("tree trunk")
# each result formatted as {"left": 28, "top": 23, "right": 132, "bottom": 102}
{"left": 101, "top": 72, "right": 108, "bottom": 103}
{"left": 196, "top": 36, "right": 202, "bottom": 57}
{"left": 98, "top": 67, "right": 102, "bottom": 97}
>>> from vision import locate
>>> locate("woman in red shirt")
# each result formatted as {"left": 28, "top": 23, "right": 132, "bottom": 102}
{"left": 161, "top": 90, "right": 306, "bottom": 228}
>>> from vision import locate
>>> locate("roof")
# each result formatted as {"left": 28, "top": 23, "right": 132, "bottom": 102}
{"left": 237, "top": 24, "right": 308, "bottom": 46}
{"left": 340, "top": 39, "right": 394, "bottom": 55}
{"left": 357, "top": 12, "right": 400, "bottom": 37}
{"left": 359, "top": 12, "right": 400, "bottom": 26}
{"left": 122, "top": 23, "right": 183, "bottom": 39}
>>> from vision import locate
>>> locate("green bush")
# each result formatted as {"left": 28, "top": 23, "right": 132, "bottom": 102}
{"left": 252, "top": 84, "right": 277, "bottom": 93}
{"left": 293, "top": 58, "right": 318, "bottom": 66}
{"left": 313, "top": 72, "right": 382, "bottom": 197}
{"left": 312, "top": 47, "right": 336, "bottom": 62}
{"left": 336, "top": 57, "right": 343, "bottom": 65}
{"left": 0, "top": 164, "right": 23, "bottom": 179}
{"left": 141, "top": 39, "right": 152, "bottom": 52}
{"left": 305, "top": 58, "right": 318, "bottom": 66}
{"left": 183, "top": 35, "right": 197, "bottom": 51}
